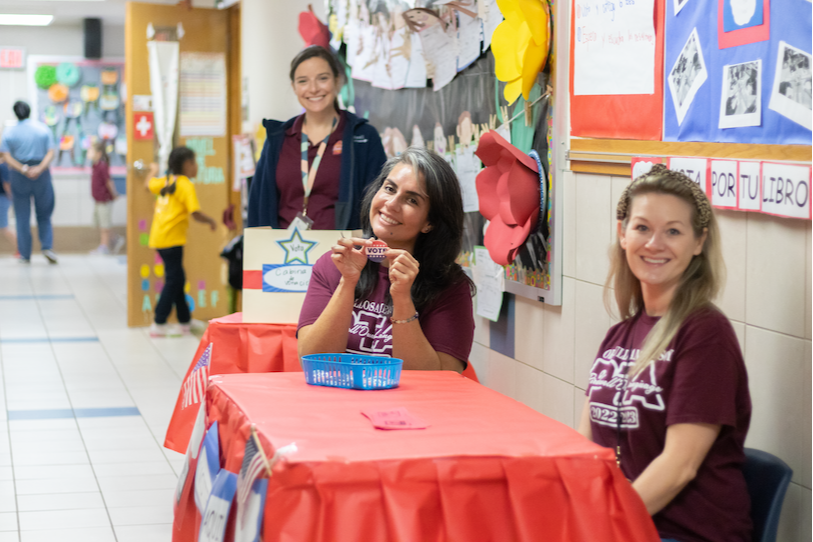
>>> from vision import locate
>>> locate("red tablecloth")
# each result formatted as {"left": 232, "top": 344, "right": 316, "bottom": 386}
{"left": 174, "top": 372, "right": 658, "bottom": 542}
{"left": 163, "top": 313, "right": 299, "bottom": 453}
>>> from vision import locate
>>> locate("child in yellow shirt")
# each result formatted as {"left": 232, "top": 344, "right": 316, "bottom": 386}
{"left": 146, "top": 146, "right": 216, "bottom": 337}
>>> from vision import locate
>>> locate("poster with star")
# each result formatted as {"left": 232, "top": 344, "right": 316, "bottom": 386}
{"left": 241, "top": 227, "right": 360, "bottom": 323}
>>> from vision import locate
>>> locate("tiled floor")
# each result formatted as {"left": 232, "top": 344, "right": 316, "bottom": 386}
{"left": 0, "top": 254, "right": 200, "bottom": 541}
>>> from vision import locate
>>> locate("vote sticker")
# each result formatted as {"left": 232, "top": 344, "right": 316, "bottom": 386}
{"left": 366, "top": 240, "right": 388, "bottom": 262}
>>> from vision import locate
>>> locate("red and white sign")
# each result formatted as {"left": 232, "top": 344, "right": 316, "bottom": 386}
{"left": 761, "top": 162, "right": 812, "bottom": 220}
{"left": 709, "top": 160, "right": 739, "bottom": 210}
{"left": 0, "top": 48, "right": 25, "bottom": 69}
{"left": 134, "top": 112, "right": 154, "bottom": 140}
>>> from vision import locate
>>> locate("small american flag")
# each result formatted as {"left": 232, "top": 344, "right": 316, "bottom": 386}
{"left": 236, "top": 435, "right": 266, "bottom": 511}
{"left": 182, "top": 343, "right": 212, "bottom": 409}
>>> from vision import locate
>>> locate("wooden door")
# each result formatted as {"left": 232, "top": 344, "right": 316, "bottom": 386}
{"left": 125, "top": 2, "right": 241, "bottom": 327}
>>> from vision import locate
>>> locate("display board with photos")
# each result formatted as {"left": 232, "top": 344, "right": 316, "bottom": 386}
{"left": 570, "top": 0, "right": 812, "bottom": 146}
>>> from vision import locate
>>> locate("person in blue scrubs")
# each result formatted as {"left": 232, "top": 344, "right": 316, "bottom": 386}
{"left": 0, "top": 101, "right": 58, "bottom": 264}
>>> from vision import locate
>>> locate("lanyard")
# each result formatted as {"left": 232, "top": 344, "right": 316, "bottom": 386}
{"left": 300, "top": 117, "right": 337, "bottom": 216}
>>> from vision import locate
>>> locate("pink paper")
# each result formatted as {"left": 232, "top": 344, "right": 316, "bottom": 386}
{"left": 361, "top": 407, "right": 429, "bottom": 430}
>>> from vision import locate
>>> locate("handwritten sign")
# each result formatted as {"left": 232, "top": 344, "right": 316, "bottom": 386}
{"left": 668, "top": 157, "right": 709, "bottom": 193}
{"left": 261, "top": 264, "right": 312, "bottom": 293}
{"left": 761, "top": 162, "right": 812, "bottom": 219}
{"left": 737, "top": 161, "right": 761, "bottom": 212}
{"left": 199, "top": 469, "right": 237, "bottom": 542}
{"left": 573, "top": 0, "right": 656, "bottom": 95}
{"left": 710, "top": 160, "right": 739, "bottom": 209}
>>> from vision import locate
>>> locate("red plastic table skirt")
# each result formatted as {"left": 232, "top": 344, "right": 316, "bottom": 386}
{"left": 174, "top": 372, "right": 658, "bottom": 542}
{"left": 164, "top": 313, "right": 299, "bottom": 453}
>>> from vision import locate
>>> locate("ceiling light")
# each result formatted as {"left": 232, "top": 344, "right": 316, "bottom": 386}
{"left": 0, "top": 14, "right": 54, "bottom": 26}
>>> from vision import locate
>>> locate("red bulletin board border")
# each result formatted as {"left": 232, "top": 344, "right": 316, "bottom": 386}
{"left": 570, "top": 0, "right": 665, "bottom": 140}
{"left": 717, "top": 0, "right": 770, "bottom": 49}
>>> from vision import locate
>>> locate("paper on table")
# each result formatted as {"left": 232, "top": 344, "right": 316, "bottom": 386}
{"left": 456, "top": 145, "right": 480, "bottom": 212}
{"left": 472, "top": 246, "right": 504, "bottom": 321}
{"left": 573, "top": 0, "right": 656, "bottom": 96}
{"left": 361, "top": 407, "right": 429, "bottom": 430}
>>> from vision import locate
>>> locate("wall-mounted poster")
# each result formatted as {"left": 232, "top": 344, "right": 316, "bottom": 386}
{"left": 28, "top": 56, "right": 126, "bottom": 174}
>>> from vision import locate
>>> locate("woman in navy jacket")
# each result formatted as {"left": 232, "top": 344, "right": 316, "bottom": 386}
{"left": 247, "top": 46, "right": 386, "bottom": 230}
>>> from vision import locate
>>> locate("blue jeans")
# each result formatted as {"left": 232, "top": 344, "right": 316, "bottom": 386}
{"left": 9, "top": 163, "right": 54, "bottom": 260}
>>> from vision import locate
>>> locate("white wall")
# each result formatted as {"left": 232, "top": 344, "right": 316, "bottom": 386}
{"left": 469, "top": 170, "right": 812, "bottom": 542}
{"left": 240, "top": 0, "right": 327, "bottom": 134}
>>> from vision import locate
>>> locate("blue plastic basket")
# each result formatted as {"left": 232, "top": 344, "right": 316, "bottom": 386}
{"left": 301, "top": 353, "right": 403, "bottom": 390}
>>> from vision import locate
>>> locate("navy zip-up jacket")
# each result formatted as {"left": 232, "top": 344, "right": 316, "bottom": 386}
{"left": 247, "top": 111, "right": 387, "bottom": 230}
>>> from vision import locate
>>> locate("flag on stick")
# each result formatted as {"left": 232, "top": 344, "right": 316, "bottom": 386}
{"left": 182, "top": 343, "right": 212, "bottom": 409}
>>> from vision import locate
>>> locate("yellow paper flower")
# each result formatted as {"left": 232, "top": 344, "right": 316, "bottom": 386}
{"left": 492, "top": 0, "right": 551, "bottom": 103}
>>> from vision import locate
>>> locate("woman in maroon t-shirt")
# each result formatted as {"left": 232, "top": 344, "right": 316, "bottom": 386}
{"left": 298, "top": 147, "right": 475, "bottom": 372}
{"left": 578, "top": 165, "right": 752, "bottom": 542}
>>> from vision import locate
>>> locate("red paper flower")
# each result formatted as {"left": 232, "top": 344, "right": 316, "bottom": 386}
{"left": 474, "top": 131, "right": 540, "bottom": 266}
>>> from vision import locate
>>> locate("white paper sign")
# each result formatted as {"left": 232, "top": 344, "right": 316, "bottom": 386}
{"left": 710, "top": 160, "right": 739, "bottom": 209}
{"left": 738, "top": 161, "right": 761, "bottom": 211}
{"left": 455, "top": 146, "right": 480, "bottom": 213}
{"left": 573, "top": 0, "right": 656, "bottom": 95}
{"left": 133, "top": 94, "right": 153, "bottom": 112}
{"left": 761, "top": 162, "right": 812, "bottom": 219}
{"left": 668, "top": 157, "right": 708, "bottom": 191}
{"left": 472, "top": 246, "right": 505, "bottom": 322}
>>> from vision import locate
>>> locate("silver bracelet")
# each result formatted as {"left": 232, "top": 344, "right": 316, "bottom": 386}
{"left": 391, "top": 312, "right": 419, "bottom": 324}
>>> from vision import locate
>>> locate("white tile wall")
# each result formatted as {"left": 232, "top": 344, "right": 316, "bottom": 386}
{"left": 574, "top": 174, "right": 611, "bottom": 285}
{"left": 716, "top": 210, "right": 748, "bottom": 323}
{"left": 474, "top": 171, "right": 811, "bottom": 542}
{"left": 745, "top": 213, "right": 809, "bottom": 338}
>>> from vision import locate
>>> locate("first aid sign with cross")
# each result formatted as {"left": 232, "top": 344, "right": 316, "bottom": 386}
{"left": 134, "top": 112, "right": 154, "bottom": 140}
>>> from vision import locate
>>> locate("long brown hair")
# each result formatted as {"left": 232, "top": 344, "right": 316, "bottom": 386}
{"left": 607, "top": 164, "right": 724, "bottom": 376}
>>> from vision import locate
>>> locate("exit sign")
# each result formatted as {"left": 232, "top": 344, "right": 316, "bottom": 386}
{"left": 0, "top": 48, "right": 25, "bottom": 69}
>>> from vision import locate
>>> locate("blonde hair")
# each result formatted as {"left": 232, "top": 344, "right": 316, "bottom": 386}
{"left": 606, "top": 164, "right": 725, "bottom": 377}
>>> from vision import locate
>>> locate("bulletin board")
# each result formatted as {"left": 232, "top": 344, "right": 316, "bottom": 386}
{"left": 125, "top": 2, "right": 241, "bottom": 327}
{"left": 568, "top": 0, "right": 812, "bottom": 216}
{"left": 327, "top": 0, "right": 561, "bottom": 304}
{"left": 27, "top": 56, "right": 126, "bottom": 174}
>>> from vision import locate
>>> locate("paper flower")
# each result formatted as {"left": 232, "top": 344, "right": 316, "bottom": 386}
{"left": 34, "top": 65, "right": 57, "bottom": 90}
{"left": 492, "top": 0, "right": 551, "bottom": 103}
{"left": 475, "top": 130, "right": 540, "bottom": 266}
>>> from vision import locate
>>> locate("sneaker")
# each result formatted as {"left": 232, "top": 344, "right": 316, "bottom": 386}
{"left": 18, "top": 258, "right": 30, "bottom": 264}
{"left": 180, "top": 318, "right": 207, "bottom": 336}
{"left": 90, "top": 245, "right": 110, "bottom": 255}
{"left": 12, "top": 251, "right": 20, "bottom": 259}
{"left": 149, "top": 323, "right": 168, "bottom": 337}
{"left": 166, "top": 324, "right": 183, "bottom": 338}
{"left": 42, "top": 249, "right": 58, "bottom": 264}
{"left": 112, "top": 235, "right": 126, "bottom": 255}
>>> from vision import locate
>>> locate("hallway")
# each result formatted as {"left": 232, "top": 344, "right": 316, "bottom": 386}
{"left": 0, "top": 254, "right": 197, "bottom": 541}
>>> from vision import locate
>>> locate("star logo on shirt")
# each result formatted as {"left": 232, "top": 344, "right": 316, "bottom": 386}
{"left": 276, "top": 228, "right": 317, "bottom": 265}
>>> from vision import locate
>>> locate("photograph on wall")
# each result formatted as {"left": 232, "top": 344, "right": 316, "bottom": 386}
{"left": 768, "top": 41, "right": 812, "bottom": 130}
{"left": 667, "top": 28, "right": 708, "bottom": 125}
{"left": 719, "top": 59, "right": 761, "bottom": 128}
{"left": 674, "top": 0, "right": 691, "bottom": 15}
{"left": 722, "top": 0, "right": 763, "bottom": 31}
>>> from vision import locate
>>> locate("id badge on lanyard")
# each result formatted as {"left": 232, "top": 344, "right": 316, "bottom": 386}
{"left": 293, "top": 117, "right": 337, "bottom": 231}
